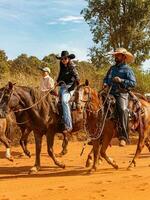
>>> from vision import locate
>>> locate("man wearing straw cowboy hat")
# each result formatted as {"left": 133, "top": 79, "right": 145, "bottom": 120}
{"left": 103, "top": 48, "right": 136, "bottom": 146}
{"left": 56, "top": 50, "right": 80, "bottom": 134}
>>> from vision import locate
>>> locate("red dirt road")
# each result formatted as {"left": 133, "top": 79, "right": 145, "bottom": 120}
{"left": 0, "top": 139, "right": 150, "bottom": 200}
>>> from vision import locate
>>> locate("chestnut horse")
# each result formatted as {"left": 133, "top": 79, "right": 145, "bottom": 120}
{"left": 74, "top": 83, "right": 150, "bottom": 171}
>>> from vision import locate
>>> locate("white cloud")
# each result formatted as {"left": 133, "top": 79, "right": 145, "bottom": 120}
{"left": 59, "top": 15, "right": 83, "bottom": 22}
{"left": 47, "top": 21, "right": 58, "bottom": 25}
{"left": 47, "top": 15, "right": 84, "bottom": 25}
{"left": 52, "top": 0, "right": 85, "bottom": 7}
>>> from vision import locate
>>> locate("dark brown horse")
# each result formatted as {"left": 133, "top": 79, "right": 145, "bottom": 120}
{"left": 0, "top": 82, "right": 85, "bottom": 173}
{"left": 74, "top": 83, "right": 150, "bottom": 172}
{"left": 0, "top": 83, "right": 65, "bottom": 173}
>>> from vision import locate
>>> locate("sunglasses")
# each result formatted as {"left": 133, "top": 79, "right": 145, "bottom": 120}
{"left": 61, "top": 57, "right": 68, "bottom": 61}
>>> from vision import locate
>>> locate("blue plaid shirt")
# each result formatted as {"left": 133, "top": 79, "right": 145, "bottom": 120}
{"left": 103, "top": 63, "right": 136, "bottom": 95}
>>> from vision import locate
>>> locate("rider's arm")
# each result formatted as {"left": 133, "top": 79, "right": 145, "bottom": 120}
{"left": 68, "top": 64, "right": 80, "bottom": 92}
{"left": 72, "top": 64, "right": 80, "bottom": 83}
{"left": 103, "top": 66, "right": 113, "bottom": 87}
{"left": 121, "top": 69, "right": 136, "bottom": 89}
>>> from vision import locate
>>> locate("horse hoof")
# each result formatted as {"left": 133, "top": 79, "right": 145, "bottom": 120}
{"left": 85, "top": 159, "right": 92, "bottom": 168}
{"left": 127, "top": 165, "right": 134, "bottom": 171}
{"left": 56, "top": 162, "right": 66, "bottom": 169}
{"left": 88, "top": 167, "right": 97, "bottom": 173}
{"left": 114, "top": 165, "right": 119, "bottom": 170}
{"left": 26, "top": 153, "right": 31, "bottom": 158}
{"left": 6, "top": 156, "right": 14, "bottom": 162}
{"left": 60, "top": 163, "right": 66, "bottom": 169}
{"left": 28, "top": 166, "right": 39, "bottom": 175}
{"left": 127, "top": 166, "right": 132, "bottom": 171}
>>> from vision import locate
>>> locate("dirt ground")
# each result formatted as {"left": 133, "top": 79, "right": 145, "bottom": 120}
{"left": 0, "top": 138, "right": 150, "bottom": 200}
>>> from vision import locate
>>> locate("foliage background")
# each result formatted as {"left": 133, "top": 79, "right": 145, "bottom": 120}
{"left": 0, "top": 49, "right": 149, "bottom": 93}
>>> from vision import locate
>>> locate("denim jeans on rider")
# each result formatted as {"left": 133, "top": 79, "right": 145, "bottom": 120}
{"left": 115, "top": 93, "right": 129, "bottom": 142}
{"left": 59, "top": 85, "right": 74, "bottom": 130}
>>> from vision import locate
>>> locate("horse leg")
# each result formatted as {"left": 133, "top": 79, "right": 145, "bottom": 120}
{"left": 61, "top": 132, "right": 68, "bottom": 155}
{"left": 144, "top": 137, "right": 150, "bottom": 152}
{"left": 127, "top": 127, "right": 148, "bottom": 170}
{"left": 29, "top": 131, "right": 43, "bottom": 174}
{"left": 46, "top": 128, "right": 65, "bottom": 169}
{"left": 56, "top": 132, "right": 68, "bottom": 157}
{"left": 20, "top": 128, "right": 31, "bottom": 158}
{"left": 0, "top": 118, "right": 13, "bottom": 162}
{"left": 86, "top": 148, "right": 93, "bottom": 167}
{"left": 100, "top": 127, "right": 119, "bottom": 169}
{"left": 0, "top": 135, "right": 13, "bottom": 161}
{"left": 89, "top": 139, "right": 100, "bottom": 172}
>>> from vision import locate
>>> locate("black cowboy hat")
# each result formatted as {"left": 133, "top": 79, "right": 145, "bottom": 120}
{"left": 56, "top": 51, "right": 75, "bottom": 60}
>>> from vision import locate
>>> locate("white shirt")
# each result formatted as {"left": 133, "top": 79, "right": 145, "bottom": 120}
{"left": 40, "top": 75, "right": 54, "bottom": 92}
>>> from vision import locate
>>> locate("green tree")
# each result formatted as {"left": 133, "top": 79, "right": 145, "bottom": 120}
{"left": 81, "top": 0, "right": 150, "bottom": 67}
{"left": 11, "top": 54, "right": 29, "bottom": 72}
{"left": 42, "top": 54, "right": 59, "bottom": 78}
{"left": 42, "top": 53, "right": 58, "bottom": 65}
{"left": 11, "top": 54, "right": 41, "bottom": 74}
{"left": 0, "top": 50, "right": 8, "bottom": 62}
{"left": 0, "top": 50, "right": 9, "bottom": 75}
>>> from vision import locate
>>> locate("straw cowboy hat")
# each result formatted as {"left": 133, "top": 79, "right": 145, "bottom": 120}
{"left": 111, "top": 48, "right": 134, "bottom": 63}
{"left": 56, "top": 51, "right": 75, "bottom": 60}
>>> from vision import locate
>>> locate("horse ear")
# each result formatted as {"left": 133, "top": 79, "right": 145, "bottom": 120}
{"left": 8, "top": 82, "right": 14, "bottom": 90}
{"left": 85, "top": 79, "right": 89, "bottom": 86}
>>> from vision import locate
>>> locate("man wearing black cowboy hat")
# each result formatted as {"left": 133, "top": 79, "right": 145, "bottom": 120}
{"left": 56, "top": 51, "right": 80, "bottom": 134}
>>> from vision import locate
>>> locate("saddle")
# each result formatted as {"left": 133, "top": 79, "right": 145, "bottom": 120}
{"left": 100, "top": 91, "right": 145, "bottom": 136}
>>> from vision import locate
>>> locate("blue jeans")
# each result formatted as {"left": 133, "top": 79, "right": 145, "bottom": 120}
{"left": 59, "top": 85, "right": 74, "bottom": 130}
{"left": 115, "top": 93, "right": 129, "bottom": 142}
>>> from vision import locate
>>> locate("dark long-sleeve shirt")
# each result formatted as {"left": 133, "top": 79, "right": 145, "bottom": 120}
{"left": 103, "top": 63, "right": 136, "bottom": 95}
{"left": 57, "top": 62, "right": 80, "bottom": 91}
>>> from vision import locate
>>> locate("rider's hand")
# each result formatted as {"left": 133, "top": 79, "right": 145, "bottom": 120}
{"left": 102, "top": 83, "right": 108, "bottom": 89}
{"left": 112, "top": 76, "right": 123, "bottom": 83}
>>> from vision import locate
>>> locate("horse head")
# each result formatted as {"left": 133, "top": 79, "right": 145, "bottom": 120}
{"left": 73, "top": 80, "right": 92, "bottom": 110}
{"left": 0, "top": 82, "right": 22, "bottom": 116}
{"left": 73, "top": 80, "right": 100, "bottom": 113}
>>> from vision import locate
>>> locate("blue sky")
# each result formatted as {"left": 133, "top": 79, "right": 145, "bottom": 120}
{"left": 0, "top": 0, "right": 149, "bottom": 70}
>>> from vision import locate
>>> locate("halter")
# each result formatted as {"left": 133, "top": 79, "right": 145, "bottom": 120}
{"left": 76, "top": 85, "right": 113, "bottom": 156}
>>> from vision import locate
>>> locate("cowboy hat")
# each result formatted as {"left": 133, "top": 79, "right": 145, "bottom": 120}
{"left": 56, "top": 50, "right": 75, "bottom": 60}
{"left": 111, "top": 48, "right": 134, "bottom": 63}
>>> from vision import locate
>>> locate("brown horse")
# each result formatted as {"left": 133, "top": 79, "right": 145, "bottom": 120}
{"left": 0, "top": 86, "right": 33, "bottom": 159}
{"left": 0, "top": 116, "right": 13, "bottom": 161}
{"left": 74, "top": 83, "right": 150, "bottom": 171}
{"left": 0, "top": 82, "right": 85, "bottom": 173}
{"left": 0, "top": 110, "right": 33, "bottom": 160}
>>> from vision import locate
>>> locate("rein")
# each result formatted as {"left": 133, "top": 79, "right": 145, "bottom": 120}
{"left": 0, "top": 81, "right": 67, "bottom": 125}
{"left": 12, "top": 82, "right": 66, "bottom": 113}
{"left": 13, "top": 90, "right": 51, "bottom": 113}
{"left": 80, "top": 86, "right": 112, "bottom": 155}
